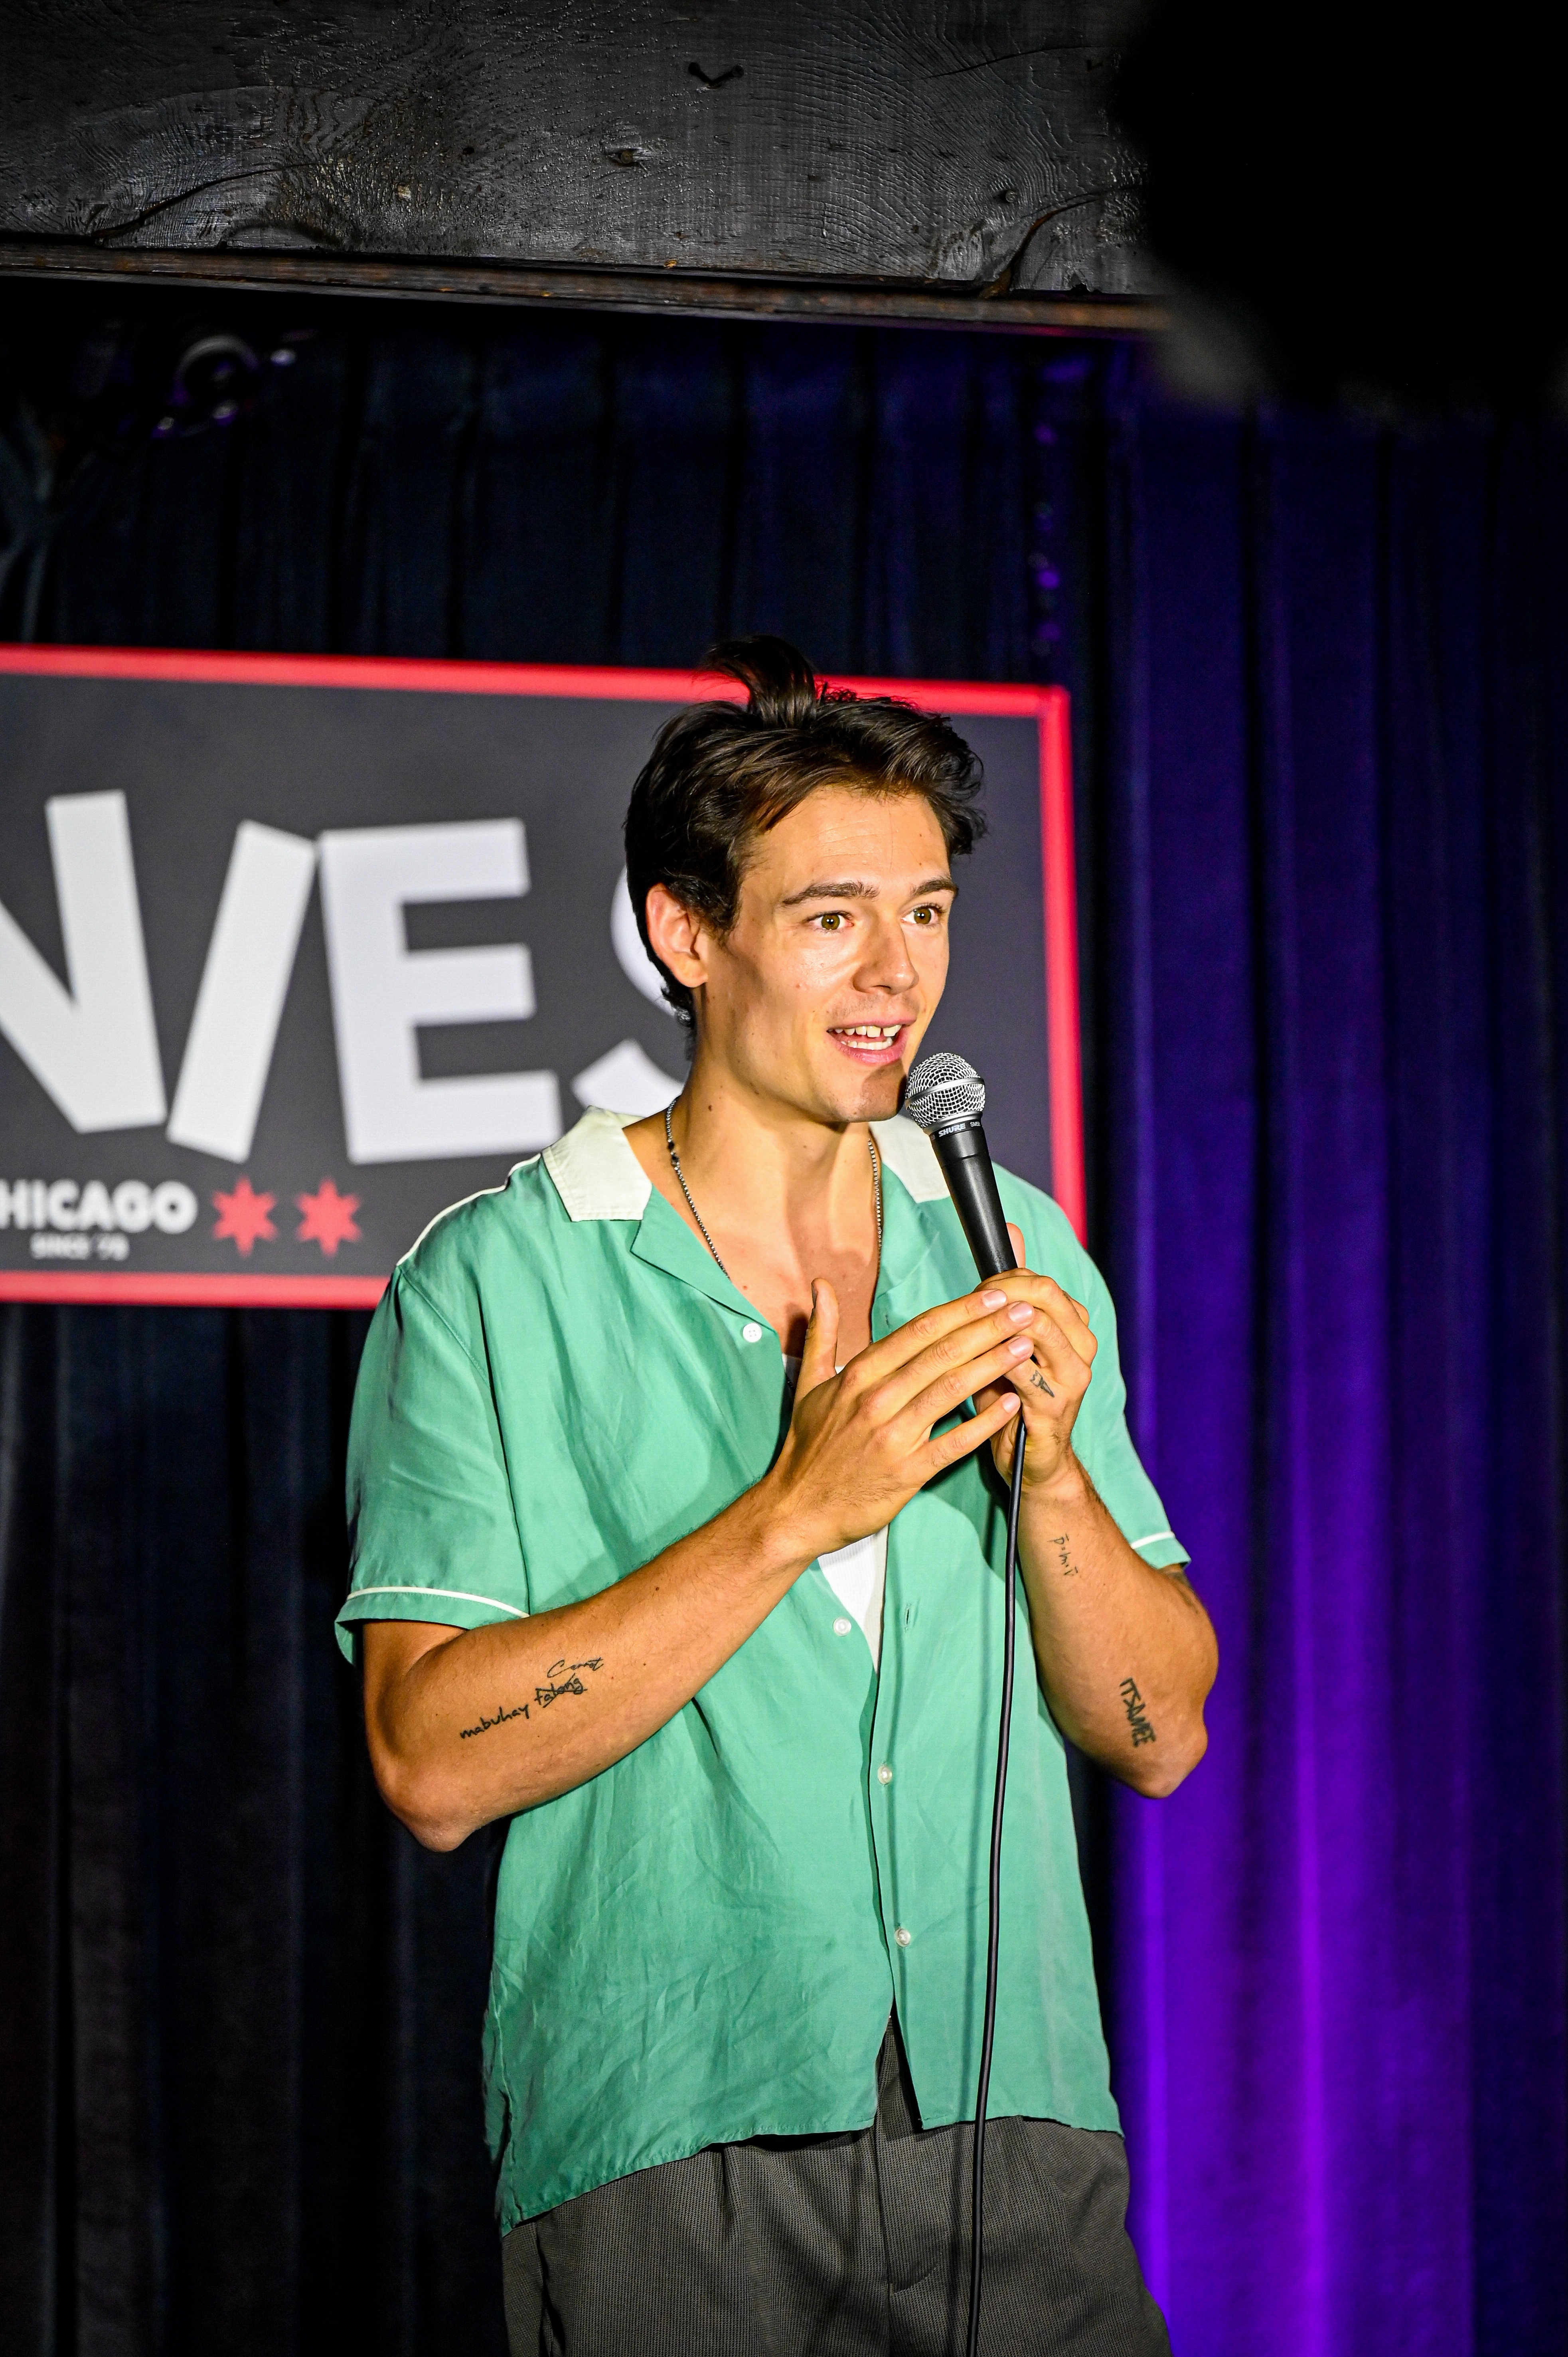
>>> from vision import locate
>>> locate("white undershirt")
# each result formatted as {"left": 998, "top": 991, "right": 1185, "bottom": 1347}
{"left": 818, "top": 1528, "right": 889, "bottom": 1670}
{"left": 784, "top": 1355, "right": 889, "bottom": 1670}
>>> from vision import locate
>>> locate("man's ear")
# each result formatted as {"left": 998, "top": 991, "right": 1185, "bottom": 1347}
{"left": 643, "top": 883, "right": 711, "bottom": 994}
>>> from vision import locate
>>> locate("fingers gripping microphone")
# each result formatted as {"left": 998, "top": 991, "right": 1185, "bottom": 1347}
{"left": 904, "top": 1053, "right": 1025, "bottom": 2357}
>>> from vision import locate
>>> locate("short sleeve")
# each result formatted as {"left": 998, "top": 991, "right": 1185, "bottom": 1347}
{"left": 336, "top": 1266, "right": 531, "bottom": 1661}
{"left": 1005, "top": 1183, "right": 1189, "bottom": 1574}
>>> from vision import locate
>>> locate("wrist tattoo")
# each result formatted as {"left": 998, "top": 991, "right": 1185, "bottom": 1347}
{"left": 1120, "top": 1676, "right": 1158, "bottom": 1748}
{"left": 1027, "top": 1368, "right": 1056, "bottom": 1398}
{"left": 1052, "top": 1531, "right": 1079, "bottom": 1577}
{"left": 458, "top": 1658, "right": 604, "bottom": 1740}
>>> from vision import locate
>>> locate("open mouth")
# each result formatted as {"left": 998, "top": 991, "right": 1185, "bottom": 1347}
{"left": 827, "top": 1021, "right": 908, "bottom": 1067}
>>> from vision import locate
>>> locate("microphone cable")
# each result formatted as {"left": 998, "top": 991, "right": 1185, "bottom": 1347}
{"left": 901, "top": 1050, "right": 1034, "bottom": 2357}
{"left": 967, "top": 1421, "right": 1025, "bottom": 2357}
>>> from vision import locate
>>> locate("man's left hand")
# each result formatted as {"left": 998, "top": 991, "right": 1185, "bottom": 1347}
{"left": 973, "top": 1223, "right": 1096, "bottom": 1495}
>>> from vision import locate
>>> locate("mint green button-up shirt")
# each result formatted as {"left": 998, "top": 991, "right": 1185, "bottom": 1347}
{"left": 338, "top": 1108, "right": 1187, "bottom": 2230}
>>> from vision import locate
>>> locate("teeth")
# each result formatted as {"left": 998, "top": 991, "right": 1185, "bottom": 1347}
{"left": 835, "top": 1024, "right": 901, "bottom": 1040}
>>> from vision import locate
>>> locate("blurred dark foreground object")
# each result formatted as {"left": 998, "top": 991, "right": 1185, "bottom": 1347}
{"left": 1115, "top": 0, "right": 1568, "bottom": 411}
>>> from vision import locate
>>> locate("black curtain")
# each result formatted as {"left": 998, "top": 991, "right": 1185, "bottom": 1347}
{"left": 1094, "top": 402, "right": 1568, "bottom": 2351}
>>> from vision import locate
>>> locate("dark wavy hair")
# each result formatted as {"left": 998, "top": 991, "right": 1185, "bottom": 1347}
{"left": 624, "top": 636, "right": 986, "bottom": 1025}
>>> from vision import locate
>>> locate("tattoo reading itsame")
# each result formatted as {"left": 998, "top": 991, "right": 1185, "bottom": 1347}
{"left": 459, "top": 1658, "right": 604, "bottom": 1741}
{"left": 1120, "top": 1677, "right": 1158, "bottom": 1748}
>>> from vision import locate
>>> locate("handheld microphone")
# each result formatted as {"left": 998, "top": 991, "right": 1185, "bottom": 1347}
{"left": 903, "top": 1051, "right": 1015, "bottom": 1280}
{"left": 904, "top": 1051, "right": 1026, "bottom": 2357}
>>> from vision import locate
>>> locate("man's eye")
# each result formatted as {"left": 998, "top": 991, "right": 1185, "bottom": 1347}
{"left": 816, "top": 912, "right": 845, "bottom": 931}
{"left": 909, "top": 905, "right": 939, "bottom": 925}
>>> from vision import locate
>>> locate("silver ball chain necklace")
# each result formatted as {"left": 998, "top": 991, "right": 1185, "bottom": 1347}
{"left": 664, "top": 1103, "right": 883, "bottom": 1284}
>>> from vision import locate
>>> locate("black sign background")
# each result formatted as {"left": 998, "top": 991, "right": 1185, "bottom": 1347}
{"left": 0, "top": 653, "right": 1077, "bottom": 1303}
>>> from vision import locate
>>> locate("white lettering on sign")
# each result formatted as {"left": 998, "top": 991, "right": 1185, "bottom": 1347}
{"left": 611, "top": 869, "right": 674, "bottom": 1010}
{"left": 571, "top": 1041, "right": 681, "bottom": 1117}
{"left": 317, "top": 820, "right": 561, "bottom": 1166}
{"left": 578, "top": 875, "right": 683, "bottom": 1112}
{"left": 0, "top": 1176, "right": 197, "bottom": 1233}
{"left": 0, "top": 792, "right": 166, "bottom": 1132}
{"left": 168, "top": 822, "right": 318, "bottom": 1163}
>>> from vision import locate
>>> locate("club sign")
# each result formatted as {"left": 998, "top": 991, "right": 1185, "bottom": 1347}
{"left": 0, "top": 649, "right": 1081, "bottom": 1306}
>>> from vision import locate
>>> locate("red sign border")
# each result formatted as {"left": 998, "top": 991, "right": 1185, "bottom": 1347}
{"left": 0, "top": 645, "right": 1082, "bottom": 1307}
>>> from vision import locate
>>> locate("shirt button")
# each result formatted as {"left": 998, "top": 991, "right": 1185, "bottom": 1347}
{"left": 740, "top": 1320, "right": 764, "bottom": 1343}
{"left": 877, "top": 1764, "right": 893, "bottom": 1784}
{"left": 895, "top": 1926, "right": 912, "bottom": 1948}
{"left": 832, "top": 1616, "right": 852, "bottom": 1636}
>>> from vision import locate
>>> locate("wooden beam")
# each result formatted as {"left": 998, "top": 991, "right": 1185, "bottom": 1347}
{"left": 0, "top": 3, "right": 1149, "bottom": 304}
{"left": 0, "top": 240, "right": 1163, "bottom": 335}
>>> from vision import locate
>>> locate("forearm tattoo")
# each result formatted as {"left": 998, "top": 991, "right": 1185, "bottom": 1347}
{"left": 1052, "top": 1531, "right": 1079, "bottom": 1577}
{"left": 1120, "top": 1676, "right": 1158, "bottom": 1748}
{"left": 459, "top": 1700, "right": 530, "bottom": 1739}
{"left": 535, "top": 1656, "right": 603, "bottom": 1708}
{"left": 459, "top": 1658, "right": 604, "bottom": 1740}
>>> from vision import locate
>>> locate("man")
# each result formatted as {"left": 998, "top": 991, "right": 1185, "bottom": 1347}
{"left": 338, "top": 638, "right": 1216, "bottom": 2355}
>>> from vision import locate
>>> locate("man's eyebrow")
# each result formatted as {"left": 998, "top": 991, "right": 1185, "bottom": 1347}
{"left": 780, "top": 875, "right": 957, "bottom": 906}
{"left": 780, "top": 879, "right": 876, "bottom": 905}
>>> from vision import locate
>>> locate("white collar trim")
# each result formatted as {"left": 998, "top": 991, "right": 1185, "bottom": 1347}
{"left": 869, "top": 1114, "right": 946, "bottom": 1201}
{"left": 541, "top": 1106, "right": 946, "bottom": 1222}
{"left": 543, "top": 1107, "right": 651, "bottom": 1221}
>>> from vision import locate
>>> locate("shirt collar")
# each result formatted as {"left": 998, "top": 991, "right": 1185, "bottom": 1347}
{"left": 869, "top": 1114, "right": 946, "bottom": 1204}
{"left": 542, "top": 1106, "right": 754, "bottom": 1322}
{"left": 541, "top": 1105, "right": 949, "bottom": 1329}
{"left": 542, "top": 1106, "right": 946, "bottom": 1223}
{"left": 542, "top": 1106, "right": 650, "bottom": 1221}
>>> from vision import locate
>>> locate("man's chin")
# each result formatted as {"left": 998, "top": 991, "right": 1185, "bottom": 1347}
{"left": 812, "top": 1061, "right": 908, "bottom": 1127}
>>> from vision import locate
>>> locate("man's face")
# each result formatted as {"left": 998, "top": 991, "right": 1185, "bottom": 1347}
{"left": 685, "top": 785, "right": 955, "bottom": 1126}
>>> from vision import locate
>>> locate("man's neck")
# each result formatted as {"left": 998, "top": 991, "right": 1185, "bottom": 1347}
{"left": 624, "top": 1048, "right": 884, "bottom": 1350}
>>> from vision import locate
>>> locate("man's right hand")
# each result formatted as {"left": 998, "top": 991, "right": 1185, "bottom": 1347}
{"left": 759, "top": 1277, "right": 1033, "bottom": 1562}
{"left": 359, "top": 1282, "right": 1034, "bottom": 1850}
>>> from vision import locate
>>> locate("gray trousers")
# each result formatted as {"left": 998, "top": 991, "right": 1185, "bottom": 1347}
{"left": 502, "top": 2018, "right": 1170, "bottom": 2355}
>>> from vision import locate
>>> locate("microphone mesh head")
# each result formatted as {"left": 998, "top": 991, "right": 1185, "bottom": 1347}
{"left": 904, "top": 1051, "right": 986, "bottom": 1133}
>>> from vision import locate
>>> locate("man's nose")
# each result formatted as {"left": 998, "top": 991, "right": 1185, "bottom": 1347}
{"left": 856, "top": 919, "right": 918, "bottom": 994}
